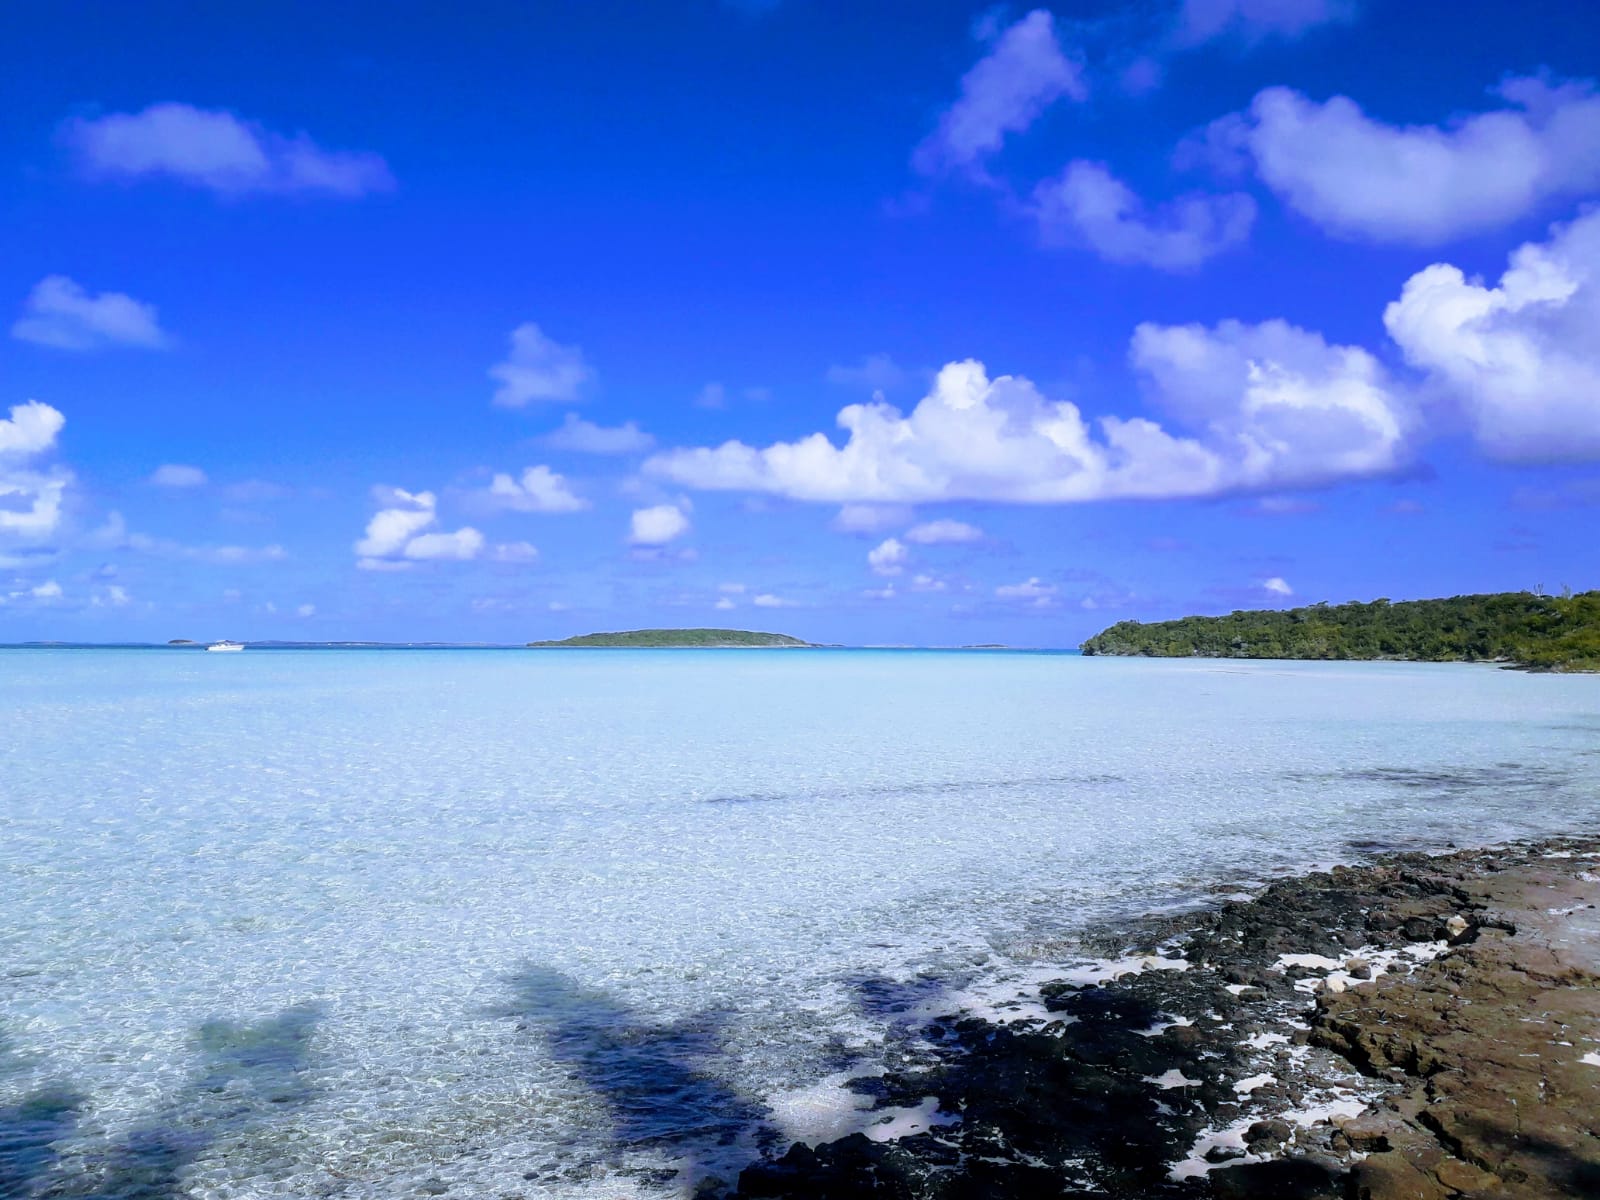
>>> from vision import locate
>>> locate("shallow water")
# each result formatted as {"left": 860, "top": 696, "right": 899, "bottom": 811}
{"left": 2, "top": 649, "right": 1597, "bottom": 1196}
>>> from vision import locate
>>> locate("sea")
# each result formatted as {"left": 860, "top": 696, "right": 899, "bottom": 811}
{"left": 3, "top": 648, "right": 1598, "bottom": 1197}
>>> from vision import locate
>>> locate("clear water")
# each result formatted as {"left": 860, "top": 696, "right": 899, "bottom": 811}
{"left": 3, "top": 649, "right": 1598, "bottom": 1197}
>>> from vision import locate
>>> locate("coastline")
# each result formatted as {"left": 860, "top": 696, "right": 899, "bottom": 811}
{"left": 728, "top": 836, "right": 1600, "bottom": 1199}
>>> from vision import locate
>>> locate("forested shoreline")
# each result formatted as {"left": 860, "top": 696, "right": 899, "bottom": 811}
{"left": 1080, "top": 591, "right": 1600, "bottom": 670}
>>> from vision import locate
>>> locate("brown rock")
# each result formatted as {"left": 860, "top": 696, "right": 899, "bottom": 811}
{"left": 1433, "top": 1157, "right": 1500, "bottom": 1192}
{"left": 1354, "top": 1151, "right": 1450, "bottom": 1200}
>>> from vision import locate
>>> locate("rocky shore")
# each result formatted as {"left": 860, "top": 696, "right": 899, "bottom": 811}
{"left": 727, "top": 837, "right": 1600, "bottom": 1199}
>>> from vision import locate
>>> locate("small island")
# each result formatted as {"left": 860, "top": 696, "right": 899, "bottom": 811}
{"left": 1081, "top": 589, "right": 1600, "bottom": 670}
{"left": 526, "top": 628, "right": 812, "bottom": 648}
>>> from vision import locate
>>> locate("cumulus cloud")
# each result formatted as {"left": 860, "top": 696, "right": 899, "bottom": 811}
{"left": 904, "top": 518, "right": 983, "bottom": 544}
{"left": 1031, "top": 161, "right": 1255, "bottom": 269}
{"left": 0, "top": 400, "right": 65, "bottom": 457}
{"left": 714, "top": 596, "right": 736, "bottom": 611}
{"left": 540, "top": 413, "right": 654, "bottom": 454}
{"left": 912, "top": 10, "right": 1086, "bottom": 177}
{"left": 1129, "top": 317, "right": 1409, "bottom": 483}
{"left": 752, "top": 593, "right": 795, "bottom": 608}
{"left": 354, "top": 486, "right": 483, "bottom": 568}
{"left": 1383, "top": 208, "right": 1600, "bottom": 462}
{"left": 63, "top": 102, "right": 394, "bottom": 197}
{"left": 867, "top": 537, "right": 908, "bottom": 576}
{"left": 490, "top": 323, "right": 593, "bottom": 407}
{"left": 483, "top": 465, "right": 588, "bottom": 513}
{"left": 150, "top": 463, "right": 207, "bottom": 488}
{"left": 1204, "top": 75, "right": 1600, "bottom": 242}
{"left": 296, "top": 602, "right": 316, "bottom": 617}
{"left": 1262, "top": 576, "right": 1294, "bottom": 595}
{"left": 1175, "top": 0, "right": 1353, "bottom": 46}
{"left": 12, "top": 276, "right": 169, "bottom": 351}
{"left": 0, "top": 400, "right": 71, "bottom": 542}
{"left": 647, "top": 339, "right": 1409, "bottom": 505}
{"left": 995, "top": 577, "right": 1058, "bottom": 606}
{"left": 629, "top": 503, "right": 691, "bottom": 546}
{"left": 30, "top": 579, "right": 64, "bottom": 601}
{"left": 403, "top": 529, "right": 485, "bottom": 561}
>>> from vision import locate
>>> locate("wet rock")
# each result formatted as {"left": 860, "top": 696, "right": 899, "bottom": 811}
{"left": 1210, "top": 1157, "right": 1344, "bottom": 1200}
{"left": 1245, "top": 1118, "right": 1293, "bottom": 1150}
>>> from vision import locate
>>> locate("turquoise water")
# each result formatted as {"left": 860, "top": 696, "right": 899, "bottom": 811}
{"left": 3, "top": 649, "right": 1598, "bottom": 1196}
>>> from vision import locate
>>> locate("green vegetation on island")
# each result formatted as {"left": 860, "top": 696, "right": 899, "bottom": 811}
{"left": 526, "top": 628, "right": 812, "bottom": 648}
{"left": 1080, "top": 590, "right": 1600, "bottom": 671}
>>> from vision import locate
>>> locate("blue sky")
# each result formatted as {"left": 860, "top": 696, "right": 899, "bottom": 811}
{"left": 3, "top": 0, "right": 1599, "bottom": 645}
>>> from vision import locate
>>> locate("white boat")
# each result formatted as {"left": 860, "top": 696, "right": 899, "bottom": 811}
{"left": 205, "top": 640, "right": 245, "bottom": 652}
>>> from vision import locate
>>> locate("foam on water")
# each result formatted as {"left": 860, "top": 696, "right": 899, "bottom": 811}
{"left": 3, "top": 649, "right": 1599, "bottom": 1195}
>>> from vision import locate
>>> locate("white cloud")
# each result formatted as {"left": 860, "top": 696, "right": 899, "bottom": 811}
{"left": 867, "top": 537, "right": 908, "bottom": 576}
{"left": 12, "top": 276, "right": 169, "bottom": 351}
{"left": 1031, "top": 161, "right": 1255, "bottom": 269}
{"left": 1208, "top": 76, "right": 1600, "bottom": 242}
{"left": 296, "top": 602, "right": 316, "bottom": 617}
{"left": 1262, "top": 576, "right": 1294, "bottom": 596}
{"left": 150, "top": 463, "right": 207, "bottom": 488}
{"left": 492, "top": 541, "right": 540, "bottom": 563}
{"left": 63, "top": 102, "right": 394, "bottom": 197}
{"left": 911, "top": 573, "right": 948, "bottom": 592}
{"left": 1175, "top": 0, "right": 1353, "bottom": 46}
{"left": 93, "top": 584, "right": 131, "bottom": 608}
{"left": 648, "top": 343, "right": 1408, "bottom": 505}
{"left": 904, "top": 518, "right": 983, "bottom": 544}
{"left": 0, "top": 400, "right": 65, "bottom": 457}
{"left": 912, "top": 10, "right": 1086, "bottom": 177}
{"left": 831, "top": 503, "right": 915, "bottom": 534}
{"left": 863, "top": 584, "right": 898, "bottom": 600}
{"left": 695, "top": 382, "right": 728, "bottom": 410}
{"left": 490, "top": 323, "right": 593, "bottom": 407}
{"left": 752, "top": 593, "right": 793, "bottom": 608}
{"left": 403, "top": 528, "right": 484, "bottom": 561}
{"left": 540, "top": 413, "right": 654, "bottom": 454}
{"left": 354, "top": 486, "right": 483, "bottom": 567}
{"left": 1383, "top": 208, "right": 1600, "bottom": 462}
{"left": 826, "top": 354, "right": 910, "bottom": 393}
{"left": 629, "top": 503, "right": 691, "bottom": 546}
{"left": 30, "top": 579, "right": 63, "bottom": 600}
{"left": 0, "top": 400, "right": 70, "bottom": 542}
{"left": 714, "top": 596, "right": 736, "bottom": 611}
{"left": 995, "top": 577, "right": 1058, "bottom": 607}
{"left": 354, "top": 488, "right": 438, "bottom": 558}
{"left": 483, "top": 465, "right": 588, "bottom": 513}
{"left": 1129, "top": 317, "right": 1409, "bottom": 484}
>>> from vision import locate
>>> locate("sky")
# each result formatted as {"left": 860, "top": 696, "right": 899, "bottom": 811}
{"left": 3, "top": 0, "right": 1599, "bottom": 646}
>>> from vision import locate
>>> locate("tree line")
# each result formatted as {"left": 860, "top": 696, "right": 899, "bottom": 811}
{"left": 1080, "top": 590, "right": 1600, "bottom": 670}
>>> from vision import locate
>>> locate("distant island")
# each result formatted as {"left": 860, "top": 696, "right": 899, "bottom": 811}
{"left": 1081, "top": 590, "right": 1600, "bottom": 671}
{"left": 526, "top": 628, "right": 813, "bottom": 648}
